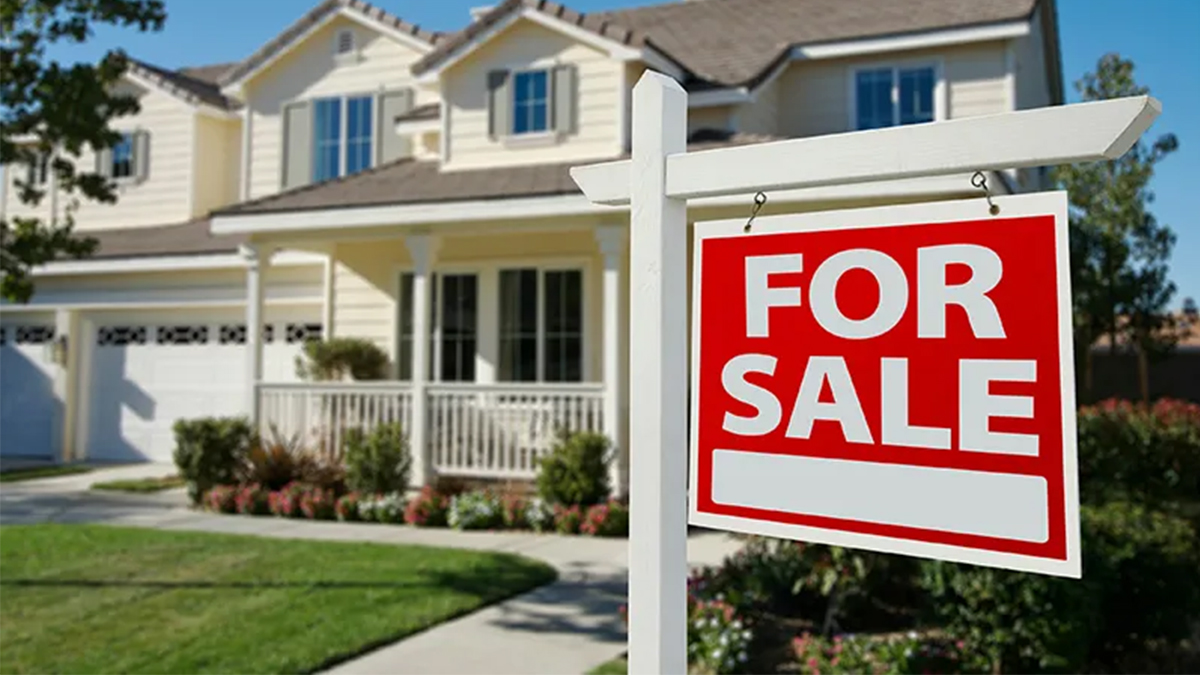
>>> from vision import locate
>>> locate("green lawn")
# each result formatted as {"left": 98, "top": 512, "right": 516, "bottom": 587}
{"left": 90, "top": 475, "right": 185, "bottom": 493}
{"left": 0, "top": 465, "right": 92, "bottom": 483}
{"left": 0, "top": 525, "right": 557, "bottom": 674}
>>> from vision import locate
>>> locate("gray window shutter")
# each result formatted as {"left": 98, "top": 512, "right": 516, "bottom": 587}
{"left": 133, "top": 130, "right": 150, "bottom": 181}
{"left": 376, "top": 88, "right": 414, "bottom": 164}
{"left": 552, "top": 65, "right": 577, "bottom": 135}
{"left": 487, "top": 69, "right": 511, "bottom": 140}
{"left": 282, "top": 100, "right": 313, "bottom": 190}
{"left": 95, "top": 146, "right": 113, "bottom": 178}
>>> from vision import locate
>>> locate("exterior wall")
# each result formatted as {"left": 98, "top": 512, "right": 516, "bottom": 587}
{"left": 330, "top": 227, "right": 608, "bottom": 382}
{"left": 735, "top": 76, "right": 782, "bottom": 136}
{"left": 192, "top": 115, "right": 242, "bottom": 217}
{"left": 242, "top": 15, "right": 431, "bottom": 200}
{"left": 689, "top": 105, "right": 734, "bottom": 135}
{"left": 2, "top": 83, "right": 197, "bottom": 230}
{"left": 779, "top": 41, "right": 1011, "bottom": 138}
{"left": 441, "top": 18, "right": 623, "bottom": 171}
{"left": 1014, "top": 9, "right": 1053, "bottom": 191}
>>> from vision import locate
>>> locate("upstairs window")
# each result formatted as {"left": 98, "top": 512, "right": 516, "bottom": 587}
{"left": 25, "top": 153, "right": 50, "bottom": 186}
{"left": 312, "top": 95, "right": 372, "bottom": 183}
{"left": 854, "top": 64, "right": 938, "bottom": 130}
{"left": 111, "top": 133, "right": 135, "bottom": 179}
{"left": 512, "top": 70, "right": 549, "bottom": 135}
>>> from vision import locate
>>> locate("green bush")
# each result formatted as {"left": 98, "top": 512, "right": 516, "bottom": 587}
{"left": 344, "top": 423, "right": 411, "bottom": 495}
{"left": 1077, "top": 398, "right": 1200, "bottom": 510}
{"left": 920, "top": 501, "right": 1200, "bottom": 673}
{"left": 792, "top": 631, "right": 966, "bottom": 675}
{"left": 448, "top": 490, "right": 504, "bottom": 530}
{"left": 294, "top": 337, "right": 389, "bottom": 381}
{"left": 535, "top": 430, "right": 611, "bottom": 506}
{"left": 172, "top": 416, "right": 255, "bottom": 504}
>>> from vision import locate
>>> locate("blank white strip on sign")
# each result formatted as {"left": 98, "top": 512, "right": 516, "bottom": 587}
{"left": 711, "top": 450, "right": 1049, "bottom": 543}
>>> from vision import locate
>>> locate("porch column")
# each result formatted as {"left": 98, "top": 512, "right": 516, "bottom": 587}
{"left": 406, "top": 234, "right": 440, "bottom": 488}
{"left": 596, "top": 224, "right": 628, "bottom": 498}
{"left": 240, "top": 244, "right": 268, "bottom": 425}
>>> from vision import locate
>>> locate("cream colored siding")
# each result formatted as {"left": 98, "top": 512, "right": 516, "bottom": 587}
{"left": 243, "top": 16, "right": 431, "bottom": 200}
{"left": 736, "top": 77, "right": 781, "bottom": 136}
{"left": 442, "top": 18, "right": 622, "bottom": 171}
{"left": 192, "top": 115, "right": 241, "bottom": 216}
{"left": 1015, "top": 10, "right": 1050, "bottom": 112}
{"left": 780, "top": 42, "right": 1010, "bottom": 138}
{"left": 689, "top": 106, "right": 734, "bottom": 135}
{"left": 331, "top": 240, "right": 406, "bottom": 357}
{"left": 3, "top": 84, "right": 195, "bottom": 230}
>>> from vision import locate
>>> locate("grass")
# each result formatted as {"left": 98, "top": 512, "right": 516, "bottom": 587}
{"left": 0, "top": 465, "right": 92, "bottom": 483}
{"left": 587, "top": 656, "right": 628, "bottom": 674}
{"left": 0, "top": 524, "right": 557, "bottom": 674}
{"left": 90, "top": 475, "right": 185, "bottom": 493}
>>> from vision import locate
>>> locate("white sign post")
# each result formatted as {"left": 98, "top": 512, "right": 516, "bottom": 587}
{"left": 570, "top": 71, "right": 1160, "bottom": 675}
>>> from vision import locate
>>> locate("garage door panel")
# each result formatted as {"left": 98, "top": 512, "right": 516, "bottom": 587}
{"left": 86, "top": 315, "right": 319, "bottom": 463}
{"left": 0, "top": 324, "right": 59, "bottom": 458}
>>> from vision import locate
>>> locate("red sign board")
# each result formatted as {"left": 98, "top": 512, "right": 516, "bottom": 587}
{"left": 689, "top": 193, "right": 1080, "bottom": 577}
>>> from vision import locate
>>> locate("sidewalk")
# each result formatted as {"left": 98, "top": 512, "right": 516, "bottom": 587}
{"left": 0, "top": 474, "right": 742, "bottom": 675}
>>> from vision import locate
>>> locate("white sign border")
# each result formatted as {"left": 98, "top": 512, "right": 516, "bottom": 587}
{"left": 688, "top": 191, "right": 1081, "bottom": 578}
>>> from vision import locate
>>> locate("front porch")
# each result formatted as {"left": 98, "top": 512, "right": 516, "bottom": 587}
{"left": 242, "top": 221, "right": 631, "bottom": 493}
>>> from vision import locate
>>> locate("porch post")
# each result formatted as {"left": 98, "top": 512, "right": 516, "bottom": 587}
{"left": 595, "top": 224, "right": 627, "bottom": 498}
{"left": 240, "top": 244, "right": 268, "bottom": 426}
{"left": 406, "top": 234, "right": 439, "bottom": 488}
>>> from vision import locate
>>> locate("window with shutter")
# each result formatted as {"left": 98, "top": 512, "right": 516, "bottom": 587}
{"left": 512, "top": 70, "right": 550, "bottom": 135}
{"left": 111, "top": 133, "right": 135, "bottom": 179}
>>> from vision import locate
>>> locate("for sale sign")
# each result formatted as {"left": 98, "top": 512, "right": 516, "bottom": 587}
{"left": 689, "top": 192, "right": 1080, "bottom": 577}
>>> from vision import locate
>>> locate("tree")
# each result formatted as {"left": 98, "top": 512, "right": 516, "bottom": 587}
{"left": 0, "top": 0, "right": 166, "bottom": 303}
{"left": 1052, "top": 53, "right": 1187, "bottom": 402}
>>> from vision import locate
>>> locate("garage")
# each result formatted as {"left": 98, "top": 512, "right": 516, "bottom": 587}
{"left": 0, "top": 320, "right": 60, "bottom": 458}
{"left": 83, "top": 309, "right": 321, "bottom": 463}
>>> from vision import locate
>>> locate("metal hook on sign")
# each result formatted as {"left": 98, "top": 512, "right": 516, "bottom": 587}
{"left": 744, "top": 191, "right": 768, "bottom": 232}
{"left": 971, "top": 171, "right": 1001, "bottom": 216}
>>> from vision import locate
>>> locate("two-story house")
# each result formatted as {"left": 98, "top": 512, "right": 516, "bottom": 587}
{"left": 0, "top": 0, "right": 1063, "bottom": 495}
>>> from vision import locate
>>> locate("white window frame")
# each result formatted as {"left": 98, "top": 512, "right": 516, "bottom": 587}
{"left": 392, "top": 256, "right": 592, "bottom": 384}
{"left": 310, "top": 92, "right": 376, "bottom": 182}
{"left": 847, "top": 58, "right": 946, "bottom": 131}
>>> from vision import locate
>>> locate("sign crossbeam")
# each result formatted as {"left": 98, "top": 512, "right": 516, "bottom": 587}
{"left": 570, "top": 71, "right": 1160, "bottom": 675}
{"left": 572, "top": 93, "right": 1160, "bottom": 205}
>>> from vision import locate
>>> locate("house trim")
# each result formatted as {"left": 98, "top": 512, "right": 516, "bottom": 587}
{"left": 210, "top": 172, "right": 1005, "bottom": 236}
{"left": 31, "top": 250, "right": 325, "bottom": 277}
{"left": 0, "top": 297, "right": 321, "bottom": 313}
{"left": 413, "top": 6, "right": 685, "bottom": 85}
{"left": 122, "top": 68, "right": 237, "bottom": 118}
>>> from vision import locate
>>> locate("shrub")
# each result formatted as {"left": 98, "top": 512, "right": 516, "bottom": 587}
{"left": 525, "top": 497, "right": 555, "bottom": 532}
{"left": 268, "top": 482, "right": 306, "bottom": 518}
{"left": 920, "top": 501, "right": 1200, "bottom": 673}
{"left": 689, "top": 599, "right": 754, "bottom": 674}
{"left": 1077, "top": 398, "right": 1200, "bottom": 510}
{"left": 335, "top": 492, "right": 362, "bottom": 521}
{"left": 243, "top": 426, "right": 303, "bottom": 491}
{"left": 404, "top": 486, "right": 449, "bottom": 527}
{"left": 359, "top": 492, "right": 406, "bottom": 524}
{"left": 299, "top": 485, "right": 337, "bottom": 520}
{"left": 791, "top": 631, "right": 966, "bottom": 675}
{"left": 448, "top": 490, "right": 504, "bottom": 530}
{"left": 502, "top": 494, "right": 529, "bottom": 529}
{"left": 553, "top": 504, "right": 583, "bottom": 534}
{"left": 535, "top": 430, "right": 611, "bottom": 507}
{"left": 204, "top": 484, "right": 238, "bottom": 513}
{"left": 235, "top": 483, "right": 270, "bottom": 515}
{"left": 173, "top": 416, "right": 255, "bottom": 504}
{"left": 581, "top": 500, "right": 629, "bottom": 537}
{"left": 295, "top": 337, "right": 389, "bottom": 381}
{"left": 344, "top": 423, "right": 411, "bottom": 496}
{"left": 296, "top": 452, "right": 347, "bottom": 496}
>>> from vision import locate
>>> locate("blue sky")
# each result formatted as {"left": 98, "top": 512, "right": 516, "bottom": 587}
{"left": 44, "top": 0, "right": 1200, "bottom": 306}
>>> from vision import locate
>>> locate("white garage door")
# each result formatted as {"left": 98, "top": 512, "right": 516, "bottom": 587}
{"left": 85, "top": 313, "right": 320, "bottom": 463}
{"left": 0, "top": 324, "right": 59, "bottom": 458}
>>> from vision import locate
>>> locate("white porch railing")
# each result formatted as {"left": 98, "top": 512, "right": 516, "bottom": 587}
{"left": 427, "top": 383, "right": 605, "bottom": 478}
{"left": 258, "top": 383, "right": 414, "bottom": 458}
{"left": 256, "top": 381, "right": 605, "bottom": 479}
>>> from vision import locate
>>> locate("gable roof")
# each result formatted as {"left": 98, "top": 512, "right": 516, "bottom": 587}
{"left": 127, "top": 59, "right": 237, "bottom": 111}
{"left": 414, "top": 0, "right": 1040, "bottom": 88}
{"left": 217, "top": 0, "right": 443, "bottom": 90}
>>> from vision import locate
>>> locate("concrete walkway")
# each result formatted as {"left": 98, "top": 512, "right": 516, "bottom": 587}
{"left": 0, "top": 470, "right": 742, "bottom": 675}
